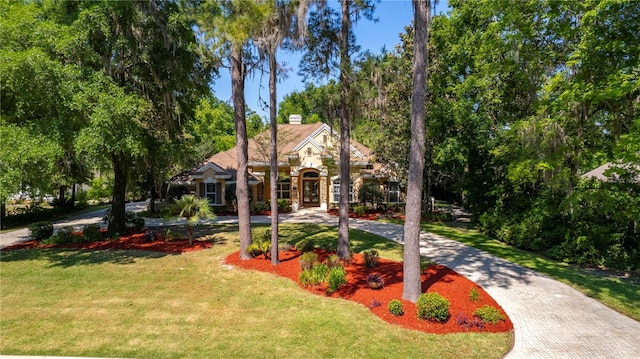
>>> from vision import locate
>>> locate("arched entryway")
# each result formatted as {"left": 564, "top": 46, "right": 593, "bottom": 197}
{"left": 301, "top": 171, "right": 320, "bottom": 207}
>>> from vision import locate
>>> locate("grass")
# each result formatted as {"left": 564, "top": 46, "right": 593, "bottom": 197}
{"left": 0, "top": 223, "right": 512, "bottom": 359}
{"left": 384, "top": 219, "right": 640, "bottom": 322}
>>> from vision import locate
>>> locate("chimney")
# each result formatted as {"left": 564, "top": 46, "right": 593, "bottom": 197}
{"left": 289, "top": 114, "right": 302, "bottom": 125}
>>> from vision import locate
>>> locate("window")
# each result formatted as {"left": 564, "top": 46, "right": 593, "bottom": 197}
{"left": 323, "top": 134, "right": 327, "bottom": 144}
{"left": 276, "top": 179, "right": 290, "bottom": 199}
{"left": 332, "top": 178, "right": 353, "bottom": 202}
{"left": 307, "top": 147, "right": 312, "bottom": 156}
{"left": 388, "top": 181, "right": 400, "bottom": 203}
{"left": 205, "top": 183, "right": 216, "bottom": 203}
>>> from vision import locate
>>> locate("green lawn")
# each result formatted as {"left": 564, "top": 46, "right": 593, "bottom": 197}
{"left": 384, "top": 219, "right": 640, "bottom": 322}
{"left": 0, "top": 224, "right": 512, "bottom": 359}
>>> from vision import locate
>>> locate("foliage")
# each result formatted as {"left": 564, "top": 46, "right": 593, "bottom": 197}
{"left": 246, "top": 226, "right": 272, "bottom": 259}
{"left": 299, "top": 251, "right": 319, "bottom": 271}
{"left": 43, "top": 226, "right": 79, "bottom": 245}
{"left": 416, "top": 292, "right": 450, "bottom": 322}
{"left": 326, "top": 266, "right": 347, "bottom": 293}
{"left": 325, "top": 254, "right": 342, "bottom": 268}
{"left": 172, "top": 195, "right": 214, "bottom": 245}
{"left": 277, "top": 199, "right": 291, "bottom": 213}
{"left": 362, "top": 249, "right": 379, "bottom": 268}
{"left": 388, "top": 299, "right": 404, "bottom": 316}
{"left": 469, "top": 288, "right": 481, "bottom": 303}
{"left": 353, "top": 205, "right": 367, "bottom": 217}
{"left": 27, "top": 221, "right": 54, "bottom": 241}
{"left": 130, "top": 217, "right": 145, "bottom": 232}
{"left": 366, "top": 274, "right": 384, "bottom": 289}
{"left": 296, "top": 238, "right": 315, "bottom": 253}
{"left": 252, "top": 201, "right": 268, "bottom": 214}
{"left": 473, "top": 305, "right": 506, "bottom": 325}
{"left": 455, "top": 313, "right": 485, "bottom": 330}
{"left": 82, "top": 224, "right": 102, "bottom": 242}
{"left": 358, "top": 182, "right": 385, "bottom": 208}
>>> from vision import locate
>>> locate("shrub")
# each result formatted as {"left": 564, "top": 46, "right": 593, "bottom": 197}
{"left": 279, "top": 242, "right": 293, "bottom": 252}
{"left": 353, "top": 205, "right": 367, "bottom": 217}
{"left": 82, "top": 224, "right": 102, "bottom": 242}
{"left": 130, "top": 217, "right": 145, "bottom": 232}
{"left": 469, "top": 287, "right": 481, "bottom": 303}
{"left": 416, "top": 292, "right": 450, "bottom": 322}
{"left": 326, "top": 266, "right": 347, "bottom": 293}
{"left": 247, "top": 227, "right": 272, "bottom": 259}
{"left": 296, "top": 238, "right": 315, "bottom": 252}
{"left": 473, "top": 305, "right": 505, "bottom": 325}
{"left": 455, "top": 313, "right": 485, "bottom": 330}
{"left": 252, "top": 201, "right": 267, "bottom": 213}
{"left": 388, "top": 299, "right": 404, "bottom": 316}
{"left": 28, "top": 221, "right": 54, "bottom": 241}
{"left": 325, "top": 254, "right": 342, "bottom": 268}
{"left": 44, "top": 226, "right": 79, "bottom": 245}
{"left": 277, "top": 199, "right": 291, "bottom": 212}
{"left": 299, "top": 269, "right": 315, "bottom": 287}
{"left": 299, "top": 251, "right": 319, "bottom": 270}
{"left": 358, "top": 182, "right": 385, "bottom": 208}
{"left": 362, "top": 249, "right": 379, "bottom": 268}
{"left": 311, "top": 263, "right": 330, "bottom": 284}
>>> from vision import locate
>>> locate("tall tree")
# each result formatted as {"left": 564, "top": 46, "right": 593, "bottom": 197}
{"left": 196, "top": 0, "right": 272, "bottom": 259}
{"left": 402, "top": 0, "right": 430, "bottom": 302}
{"left": 255, "top": 0, "right": 309, "bottom": 265}
{"left": 300, "top": 0, "right": 376, "bottom": 259}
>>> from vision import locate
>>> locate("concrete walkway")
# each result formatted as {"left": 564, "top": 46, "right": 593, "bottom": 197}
{"left": 2, "top": 205, "right": 640, "bottom": 359}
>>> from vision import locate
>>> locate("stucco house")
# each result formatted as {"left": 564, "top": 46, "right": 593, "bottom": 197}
{"left": 169, "top": 115, "right": 401, "bottom": 211}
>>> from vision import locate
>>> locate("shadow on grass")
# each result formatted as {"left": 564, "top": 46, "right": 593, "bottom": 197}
{"left": 0, "top": 247, "right": 172, "bottom": 268}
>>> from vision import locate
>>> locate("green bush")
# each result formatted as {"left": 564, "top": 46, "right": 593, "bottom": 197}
{"left": 28, "top": 221, "right": 54, "bottom": 241}
{"left": 325, "top": 254, "right": 342, "bottom": 268}
{"left": 362, "top": 249, "right": 379, "bottom": 268}
{"left": 130, "top": 217, "right": 145, "bottom": 232}
{"left": 299, "top": 251, "right": 319, "bottom": 270}
{"left": 353, "top": 205, "right": 367, "bottom": 217}
{"left": 82, "top": 224, "right": 102, "bottom": 242}
{"left": 246, "top": 227, "right": 271, "bottom": 259}
{"left": 296, "top": 238, "right": 315, "bottom": 252}
{"left": 252, "top": 201, "right": 267, "bottom": 213}
{"left": 299, "top": 269, "right": 315, "bottom": 287}
{"left": 44, "top": 226, "right": 79, "bottom": 245}
{"left": 469, "top": 287, "right": 481, "bottom": 303}
{"left": 473, "top": 305, "right": 505, "bottom": 325}
{"left": 358, "top": 182, "right": 385, "bottom": 208}
{"left": 277, "top": 199, "right": 291, "bottom": 212}
{"left": 388, "top": 299, "right": 404, "bottom": 316}
{"left": 416, "top": 292, "right": 450, "bottom": 322}
{"left": 326, "top": 266, "right": 347, "bottom": 293}
{"left": 311, "top": 263, "right": 330, "bottom": 283}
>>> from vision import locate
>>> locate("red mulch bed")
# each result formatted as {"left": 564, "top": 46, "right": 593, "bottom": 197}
{"left": 226, "top": 250, "right": 513, "bottom": 334}
{"left": 2, "top": 232, "right": 212, "bottom": 253}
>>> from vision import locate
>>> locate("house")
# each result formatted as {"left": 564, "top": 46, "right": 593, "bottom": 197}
{"left": 581, "top": 162, "right": 640, "bottom": 182}
{"left": 169, "top": 115, "right": 401, "bottom": 211}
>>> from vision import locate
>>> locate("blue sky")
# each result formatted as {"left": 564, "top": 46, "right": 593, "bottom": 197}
{"left": 211, "top": 1, "right": 448, "bottom": 121}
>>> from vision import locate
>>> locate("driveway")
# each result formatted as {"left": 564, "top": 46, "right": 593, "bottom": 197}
{"left": 2, "top": 206, "right": 639, "bottom": 358}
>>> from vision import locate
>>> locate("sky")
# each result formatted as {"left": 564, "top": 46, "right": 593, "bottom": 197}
{"left": 211, "top": 0, "right": 449, "bottom": 121}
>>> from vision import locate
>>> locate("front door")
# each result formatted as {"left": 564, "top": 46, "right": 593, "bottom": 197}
{"left": 302, "top": 180, "right": 319, "bottom": 206}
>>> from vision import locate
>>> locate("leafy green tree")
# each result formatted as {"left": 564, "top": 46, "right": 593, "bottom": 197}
{"left": 195, "top": 0, "right": 273, "bottom": 260}
{"left": 301, "top": 0, "right": 376, "bottom": 259}
{"left": 172, "top": 194, "right": 214, "bottom": 246}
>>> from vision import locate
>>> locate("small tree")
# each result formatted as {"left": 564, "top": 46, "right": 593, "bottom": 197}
{"left": 172, "top": 195, "right": 214, "bottom": 246}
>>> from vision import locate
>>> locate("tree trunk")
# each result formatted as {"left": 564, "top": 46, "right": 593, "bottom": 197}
{"left": 269, "top": 50, "right": 280, "bottom": 266}
{"left": 232, "top": 46, "right": 253, "bottom": 260}
{"left": 70, "top": 183, "right": 76, "bottom": 208}
{"left": 108, "top": 154, "right": 129, "bottom": 236}
{"left": 0, "top": 200, "right": 6, "bottom": 230}
{"left": 337, "top": 0, "right": 352, "bottom": 259}
{"left": 402, "top": 0, "right": 429, "bottom": 303}
{"left": 148, "top": 166, "right": 157, "bottom": 213}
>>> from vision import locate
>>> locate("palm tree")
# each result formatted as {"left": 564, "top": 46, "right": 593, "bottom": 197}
{"left": 173, "top": 195, "right": 214, "bottom": 246}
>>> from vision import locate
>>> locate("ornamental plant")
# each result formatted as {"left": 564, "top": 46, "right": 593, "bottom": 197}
{"left": 172, "top": 195, "right": 214, "bottom": 245}
{"left": 416, "top": 292, "right": 450, "bottom": 322}
{"left": 388, "top": 299, "right": 404, "bottom": 316}
{"left": 473, "top": 305, "right": 506, "bottom": 325}
{"left": 326, "top": 266, "right": 347, "bottom": 293}
{"left": 28, "top": 221, "right": 54, "bottom": 241}
{"left": 362, "top": 249, "right": 379, "bottom": 268}
{"left": 299, "top": 251, "right": 319, "bottom": 271}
